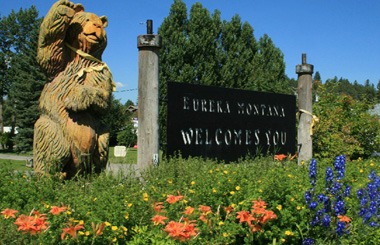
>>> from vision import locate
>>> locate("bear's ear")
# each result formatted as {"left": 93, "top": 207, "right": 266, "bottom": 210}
{"left": 100, "top": 16, "right": 108, "bottom": 28}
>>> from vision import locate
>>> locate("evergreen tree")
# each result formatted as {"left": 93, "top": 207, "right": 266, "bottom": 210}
{"left": 376, "top": 80, "right": 380, "bottom": 102}
{"left": 5, "top": 7, "right": 46, "bottom": 152}
{"left": 220, "top": 15, "right": 257, "bottom": 89}
{"left": 158, "top": 0, "right": 289, "bottom": 151}
{"left": 253, "top": 34, "right": 289, "bottom": 93}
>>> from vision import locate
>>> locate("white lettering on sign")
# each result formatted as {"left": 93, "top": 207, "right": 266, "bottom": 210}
{"left": 180, "top": 128, "right": 285, "bottom": 146}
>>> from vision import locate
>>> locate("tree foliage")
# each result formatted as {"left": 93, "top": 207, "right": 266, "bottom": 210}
{"left": 313, "top": 84, "right": 380, "bottom": 159}
{"left": 158, "top": 0, "right": 290, "bottom": 151}
{"left": 0, "top": 6, "right": 46, "bottom": 152}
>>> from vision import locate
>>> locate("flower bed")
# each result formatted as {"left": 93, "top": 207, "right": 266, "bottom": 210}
{"left": 0, "top": 155, "right": 379, "bottom": 244}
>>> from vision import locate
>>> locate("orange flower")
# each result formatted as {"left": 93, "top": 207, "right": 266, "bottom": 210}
{"left": 274, "top": 154, "right": 287, "bottom": 161}
{"left": 236, "top": 210, "right": 255, "bottom": 224}
{"left": 166, "top": 194, "right": 184, "bottom": 204}
{"left": 259, "top": 210, "right": 277, "bottom": 224}
{"left": 164, "top": 220, "right": 198, "bottom": 242}
{"left": 251, "top": 224, "right": 262, "bottom": 233}
{"left": 198, "top": 205, "right": 212, "bottom": 214}
{"left": 338, "top": 215, "right": 351, "bottom": 223}
{"left": 91, "top": 222, "right": 105, "bottom": 237}
{"left": 61, "top": 223, "right": 84, "bottom": 240}
{"left": 164, "top": 221, "right": 184, "bottom": 239}
{"left": 151, "top": 215, "right": 168, "bottom": 225}
{"left": 224, "top": 206, "right": 234, "bottom": 214}
{"left": 252, "top": 200, "right": 267, "bottom": 210}
{"left": 14, "top": 214, "right": 49, "bottom": 235}
{"left": 199, "top": 214, "right": 208, "bottom": 223}
{"left": 50, "top": 205, "right": 67, "bottom": 215}
{"left": 1, "top": 208, "right": 18, "bottom": 219}
{"left": 153, "top": 202, "right": 164, "bottom": 213}
{"left": 183, "top": 206, "right": 195, "bottom": 215}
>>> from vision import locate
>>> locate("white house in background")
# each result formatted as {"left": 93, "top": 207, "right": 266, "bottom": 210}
{"left": 3, "top": 126, "right": 18, "bottom": 134}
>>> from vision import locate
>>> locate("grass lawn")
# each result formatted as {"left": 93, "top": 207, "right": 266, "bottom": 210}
{"left": 0, "top": 159, "right": 30, "bottom": 171}
{"left": 108, "top": 146, "right": 137, "bottom": 164}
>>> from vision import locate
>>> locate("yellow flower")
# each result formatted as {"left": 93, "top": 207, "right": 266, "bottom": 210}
{"left": 121, "top": 226, "right": 128, "bottom": 235}
{"left": 143, "top": 192, "right": 149, "bottom": 202}
{"left": 230, "top": 191, "right": 235, "bottom": 195}
{"left": 281, "top": 238, "right": 286, "bottom": 243}
{"left": 44, "top": 204, "right": 50, "bottom": 209}
{"left": 276, "top": 205, "right": 282, "bottom": 211}
{"left": 360, "top": 169, "right": 364, "bottom": 173}
{"left": 189, "top": 189, "right": 195, "bottom": 193}
{"left": 112, "top": 226, "right": 118, "bottom": 231}
{"left": 66, "top": 211, "right": 72, "bottom": 215}
{"left": 223, "top": 170, "right": 228, "bottom": 174}
{"left": 78, "top": 231, "right": 85, "bottom": 236}
{"left": 257, "top": 179, "right": 262, "bottom": 183}
{"left": 112, "top": 237, "right": 117, "bottom": 243}
{"left": 231, "top": 203, "right": 236, "bottom": 208}
{"left": 223, "top": 232, "right": 229, "bottom": 237}
{"left": 124, "top": 213, "right": 129, "bottom": 220}
{"left": 212, "top": 188, "right": 217, "bottom": 193}
{"left": 104, "top": 221, "right": 111, "bottom": 227}
{"left": 78, "top": 220, "right": 84, "bottom": 225}
{"left": 296, "top": 206, "right": 302, "bottom": 210}
{"left": 259, "top": 189, "right": 263, "bottom": 193}
{"left": 168, "top": 179, "right": 173, "bottom": 184}
{"left": 127, "top": 203, "right": 133, "bottom": 208}
{"left": 182, "top": 199, "right": 188, "bottom": 204}
{"left": 209, "top": 170, "right": 213, "bottom": 174}
{"left": 285, "top": 230, "right": 293, "bottom": 236}
{"left": 218, "top": 221, "right": 224, "bottom": 226}
{"left": 85, "top": 231, "right": 90, "bottom": 236}
{"left": 93, "top": 197, "right": 97, "bottom": 202}
{"left": 235, "top": 186, "right": 241, "bottom": 191}
{"left": 191, "top": 181, "right": 195, "bottom": 185}
{"left": 301, "top": 160, "right": 305, "bottom": 165}
{"left": 288, "top": 174, "right": 293, "bottom": 178}
{"left": 290, "top": 197, "right": 295, "bottom": 202}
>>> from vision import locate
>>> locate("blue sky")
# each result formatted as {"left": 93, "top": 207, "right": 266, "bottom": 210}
{"left": 2, "top": 0, "right": 380, "bottom": 103}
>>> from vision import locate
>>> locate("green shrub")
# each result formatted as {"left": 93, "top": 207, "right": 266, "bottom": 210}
{"left": 313, "top": 85, "right": 380, "bottom": 159}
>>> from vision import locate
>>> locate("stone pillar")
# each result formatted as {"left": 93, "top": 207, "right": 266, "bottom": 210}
{"left": 137, "top": 20, "right": 162, "bottom": 171}
{"left": 296, "top": 53, "right": 314, "bottom": 164}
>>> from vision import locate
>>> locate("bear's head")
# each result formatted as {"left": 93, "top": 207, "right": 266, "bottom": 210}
{"left": 65, "top": 11, "right": 108, "bottom": 60}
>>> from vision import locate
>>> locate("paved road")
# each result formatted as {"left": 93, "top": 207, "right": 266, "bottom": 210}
{"left": 0, "top": 153, "right": 139, "bottom": 175}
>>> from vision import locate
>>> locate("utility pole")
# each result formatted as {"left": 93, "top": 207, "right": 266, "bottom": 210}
{"left": 137, "top": 20, "right": 162, "bottom": 171}
{"left": 296, "top": 53, "right": 314, "bottom": 164}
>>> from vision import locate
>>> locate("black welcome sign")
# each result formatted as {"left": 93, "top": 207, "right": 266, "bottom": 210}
{"left": 167, "top": 82, "right": 296, "bottom": 162}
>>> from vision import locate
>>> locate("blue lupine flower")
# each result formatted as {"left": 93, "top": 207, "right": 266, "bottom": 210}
{"left": 336, "top": 221, "right": 345, "bottom": 236}
{"left": 302, "top": 238, "right": 315, "bottom": 245}
{"left": 309, "top": 201, "right": 318, "bottom": 210}
{"left": 357, "top": 188, "right": 364, "bottom": 198}
{"left": 360, "top": 196, "right": 368, "bottom": 207}
{"left": 309, "top": 159, "right": 317, "bottom": 186}
{"left": 331, "top": 181, "right": 342, "bottom": 195}
{"left": 334, "top": 198, "right": 345, "bottom": 215}
{"left": 317, "top": 194, "right": 325, "bottom": 203}
{"left": 305, "top": 190, "right": 312, "bottom": 203}
{"left": 344, "top": 185, "right": 351, "bottom": 197}
{"left": 334, "top": 155, "right": 346, "bottom": 180}
{"left": 369, "top": 221, "right": 378, "bottom": 227}
{"left": 325, "top": 167, "right": 334, "bottom": 185}
{"left": 322, "top": 214, "right": 331, "bottom": 227}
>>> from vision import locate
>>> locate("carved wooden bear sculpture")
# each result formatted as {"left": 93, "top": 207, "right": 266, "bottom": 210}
{"left": 34, "top": 0, "right": 114, "bottom": 178}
